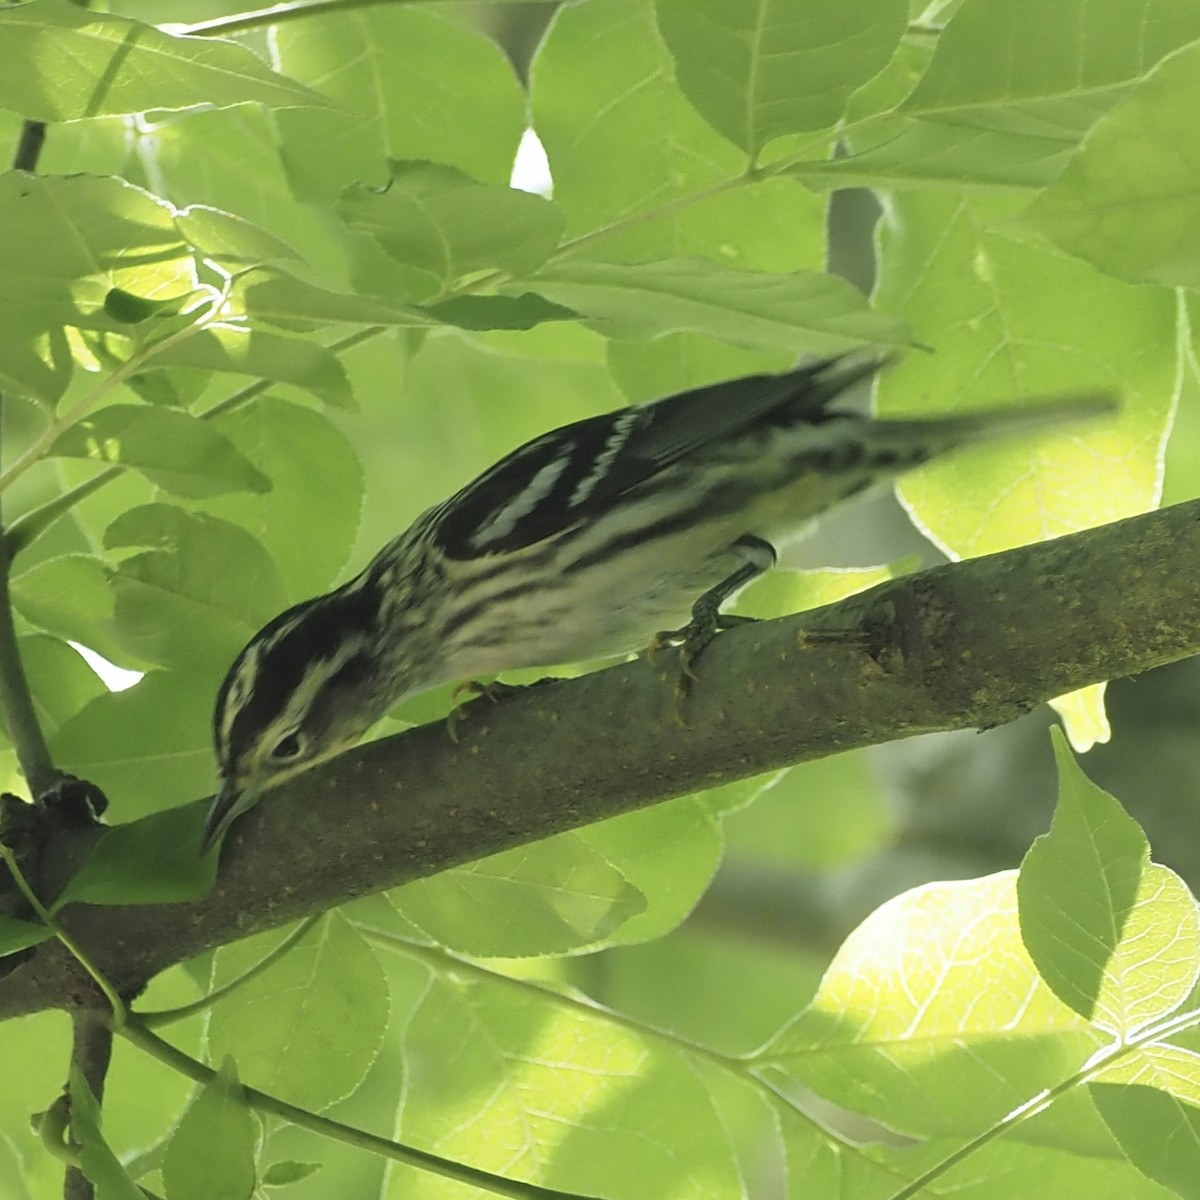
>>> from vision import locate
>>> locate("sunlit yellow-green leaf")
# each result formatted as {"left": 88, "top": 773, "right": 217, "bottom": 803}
{"left": 754, "top": 872, "right": 1102, "bottom": 1139}
{"left": 1019, "top": 731, "right": 1200, "bottom": 1034}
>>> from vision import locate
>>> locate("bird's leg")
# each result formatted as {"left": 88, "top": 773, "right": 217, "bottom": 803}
{"left": 650, "top": 536, "right": 776, "bottom": 715}
{"left": 446, "top": 678, "right": 551, "bottom": 743}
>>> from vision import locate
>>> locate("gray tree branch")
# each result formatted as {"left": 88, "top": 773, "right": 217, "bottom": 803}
{"left": 1, "top": 498, "right": 1197, "bottom": 1022}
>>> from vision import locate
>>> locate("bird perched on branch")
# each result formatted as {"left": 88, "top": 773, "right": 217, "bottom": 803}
{"left": 202, "top": 355, "right": 1113, "bottom": 851}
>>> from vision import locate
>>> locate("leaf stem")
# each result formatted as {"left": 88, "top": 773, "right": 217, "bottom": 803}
{"left": 0, "top": 297, "right": 226, "bottom": 497}
{"left": 3, "top": 97, "right": 892, "bottom": 556}
{"left": 66, "top": 1011, "right": 115, "bottom": 1200}
{"left": 5, "top": 326, "right": 380, "bottom": 556}
{"left": 0, "top": 536, "right": 58, "bottom": 795}
{"left": 175, "top": 0, "right": 555, "bottom": 40}
{"left": 137, "top": 915, "right": 322, "bottom": 1027}
{"left": 361, "top": 930, "right": 857, "bottom": 1140}
{"left": 884, "top": 1006, "right": 1200, "bottom": 1200}
{"left": 121, "top": 1019, "right": 607, "bottom": 1200}
{"left": 0, "top": 847, "right": 126, "bottom": 1023}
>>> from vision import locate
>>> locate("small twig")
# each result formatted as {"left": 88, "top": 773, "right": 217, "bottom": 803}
{"left": 175, "top": 0, "right": 557, "bottom": 40}
{"left": 0, "top": 847, "right": 126, "bottom": 1021}
{"left": 122, "top": 1019, "right": 606, "bottom": 1200}
{"left": 6, "top": 325, "right": 382, "bottom": 558}
{"left": 137, "top": 915, "right": 321, "bottom": 1027}
{"left": 885, "top": 1004, "right": 1200, "bottom": 1200}
{"left": 0, "top": 295, "right": 226, "bottom": 497}
{"left": 0, "top": 538, "right": 58, "bottom": 796}
{"left": 0, "top": 109, "right": 57, "bottom": 795}
{"left": 65, "top": 1012, "right": 114, "bottom": 1200}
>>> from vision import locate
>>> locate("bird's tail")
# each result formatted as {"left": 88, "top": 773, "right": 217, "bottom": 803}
{"left": 872, "top": 389, "right": 1118, "bottom": 452}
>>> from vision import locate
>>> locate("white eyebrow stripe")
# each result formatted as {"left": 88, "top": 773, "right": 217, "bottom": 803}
{"left": 218, "top": 644, "right": 262, "bottom": 759}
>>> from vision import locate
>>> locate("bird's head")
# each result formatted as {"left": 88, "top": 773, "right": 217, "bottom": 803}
{"left": 203, "top": 580, "right": 386, "bottom": 852}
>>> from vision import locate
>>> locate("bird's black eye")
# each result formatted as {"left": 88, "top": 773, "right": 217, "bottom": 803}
{"left": 271, "top": 732, "right": 305, "bottom": 761}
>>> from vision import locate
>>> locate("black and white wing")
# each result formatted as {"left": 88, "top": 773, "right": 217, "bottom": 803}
{"left": 433, "top": 354, "right": 882, "bottom": 559}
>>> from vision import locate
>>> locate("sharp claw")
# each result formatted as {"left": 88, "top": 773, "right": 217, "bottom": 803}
{"left": 446, "top": 679, "right": 489, "bottom": 743}
{"left": 445, "top": 678, "right": 530, "bottom": 743}
{"left": 646, "top": 627, "right": 683, "bottom": 666}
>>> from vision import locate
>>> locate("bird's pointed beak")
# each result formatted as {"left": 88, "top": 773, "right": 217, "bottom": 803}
{"left": 200, "top": 782, "right": 247, "bottom": 854}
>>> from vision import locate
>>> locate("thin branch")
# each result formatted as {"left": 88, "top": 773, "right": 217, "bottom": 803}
{"left": 65, "top": 1012, "right": 113, "bottom": 1200}
{"left": 1, "top": 498, "right": 1198, "bottom": 1021}
{"left": 886, "top": 1005, "right": 1200, "bottom": 1200}
{"left": 0, "top": 846, "right": 126, "bottom": 1019}
{"left": 0, "top": 540, "right": 58, "bottom": 795}
{"left": 137, "top": 915, "right": 321, "bottom": 1027}
{"left": 5, "top": 325, "right": 383, "bottom": 558}
{"left": 364, "top": 929, "right": 882, "bottom": 1142}
{"left": 175, "top": 0, "right": 559, "bottom": 39}
{"left": 0, "top": 297, "right": 226, "bottom": 497}
{"left": 121, "top": 1019, "right": 606, "bottom": 1200}
{"left": 1, "top": 109, "right": 57, "bottom": 794}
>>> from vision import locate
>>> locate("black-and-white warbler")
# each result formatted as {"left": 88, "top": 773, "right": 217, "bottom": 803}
{"left": 203, "top": 355, "right": 1112, "bottom": 850}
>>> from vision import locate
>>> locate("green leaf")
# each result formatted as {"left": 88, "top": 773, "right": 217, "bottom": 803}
{"left": 799, "top": 122, "right": 1074, "bottom": 192}
{"left": 424, "top": 293, "right": 578, "bottom": 331}
{"left": 391, "top": 971, "right": 742, "bottom": 1198}
{"left": 1024, "top": 42, "right": 1200, "bottom": 287}
{"left": 151, "top": 326, "right": 355, "bottom": 409}
{"left": 52, "top": 804, "right": 216, "bottom": 911}
{"left": 175, "top": 207, "right": 303, "bottom": 268}
{"left": 1091, "top": 1083, "right": 1200, "bottom": 1200}
{"left": 200, "top": 399, "right": 365, "bottom": 599}
{"left": 236, "top": 272, "right": 436, "bottom": 331}
{"left": 606, "top": 331, "right": 795, "bottom": 401}
{"left": 575, "top": 798, "right": 726, "bottom": 943}
{"left": 0, "top": 315, "right": 71, "bottom": 404}
{"left": 103, "top": 288, "right": 187, "bottom": 324}
{"left": 0, "top": 916, "right": 52, "bottom": 958}
{"left": 10, "top": 555, "right": 129, "bottom": 669}
{"left": 0, "top": 172, "right": 194, "bottom": 399}
{"left": 531, "top": 0, "right": 829, "bottom": 266}
{"left": 901, "top": 0, "right": 1200, "bottom": 138}
{"left": 68, "top": 1067, "right": 144, "bottom": 1200}
{"left": 874, "top": 191, "right": 1174, "bottom": 559}
{"left": 1018, "top": 730, "right": 1200, "bottom": 1033}
{"left": 123, "top": 363, "right": 213, "bottom": 409}
{"left": 149, "top": 106, "right": 342, "bottom": 279}
{"left": 273, "top": 7, "right": 526, "bottom": 200}
{"left": 655, "top": 0, "right": 907, "bottom": 156}
{"left": 753, "top": 872, "right": 1104, "bottom": 1141}
{"left": 103, "top": 505, "right": 287, "bottom": 671}
{"left": 19, "top": 634, "right": 107, "bottom": 738}
{"left": 50, "top": 405, "right": 271, "bottom": 498}
{"left": 798, "top": 1131, "right": 1182, "bottom": 1200}
{"left": 394, "top": 834, "right": 647, "bottom": 956}
{"left": 732, "top": 561, "right": 908, "bottom": 621}
{"left": 262, "top": 1160, "right": 321, "bottom": 1187}
{"left": 1095, "top": 1044, "right": 1200, "bottom": 1108}
{"left": 0, "top": 0, "right": 331, "bottom": 121}
{"left": 1050, "top": 683, "right": 1112, "bottom": 754}
{"left": 0, "top": 173, "right": 193, "bottom": 320}
{"left": 339, "top": 162, "right": 564, "bottom": 299}
{"left": 51, "top": 671, "right": 217, "bottom": 824}
{"left": 207, "top": 913, "right": 389, "bottom": 1111}
{"left": 162, "top": 1059, "right": 258, "bottom": 1200}
{"left": 518, "top": 258, "right": 907, "bottom": 353}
